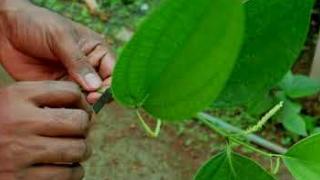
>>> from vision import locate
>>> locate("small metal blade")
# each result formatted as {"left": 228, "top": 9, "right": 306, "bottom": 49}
{"left": 93, "top": 88, "right": 113, "bottom": 113}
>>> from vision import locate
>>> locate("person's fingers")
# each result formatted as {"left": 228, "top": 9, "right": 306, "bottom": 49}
{"left": 102, "top": 77, "right": 112, "bottom": 87}
{"left": 13, "top": 81, "right": 82, "bottom": 108}
{"left": 87, "top": 92, "right": 102, "bottom": 104}
{"left": 87, "top": 45, "right": 108, "bottom": 68}
{"left": 87, "top": 78, "right": 112, "bottom": 104}
{"left": 22, "top": 164, "right": 84, "bottom": 180}
{"left": 99, "top": 50, "right": 115, "bottom": 79}
{"left": 52, "top": 28, "right": 102, "bottom": 91}
{"left": 79, "top": 38, "right": 101, "bottom": 55}
{"left": 33, "top": 108, "right": 90, "bottom": 137}
{"left": 75, "top": 22, "right": 115, "bottom": 79}
{"left": 31, "top": 137, "right": 91, "bottom": 164}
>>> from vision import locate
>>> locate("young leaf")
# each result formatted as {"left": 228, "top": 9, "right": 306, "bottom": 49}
{"left": 194, "top": 151, "right": 275, "bottom": 180}
{"left": 275, "top": 95, "right": 307, "bottom": 136}
{"left": 215, "top": 0, "right": 314, "bottom": 107}
{"left": 283, "top": 133, "right": 320, "bottom": 180}
{"left": 279, "top": 72, "right": 320, "bottom": 98}
{"left": 112, "top": 0, "right": 244, "bottom": 120}
{"left": 282, "top": 113, "right": 307, "bottom": 136}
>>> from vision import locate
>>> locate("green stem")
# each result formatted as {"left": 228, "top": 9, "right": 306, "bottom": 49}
{"left": 198, "top": 115, "right": 228, "bottom": 137}
{"left": 198, "top": 115, "right": 282, "bottom": 158}
{"left": 136, "top": 110, "right": 162, "bottom": 138}
{"left": 226, "top": 143, "right": 236, "bottom": 177}
{"left": 272, "top": 157, "right": 281, "bottom": 174}
{"left": 97, "top": 86, "right": 109, "bottom": 94}
{"left": 229, "top": 136, "right": 282, "bottom": 158}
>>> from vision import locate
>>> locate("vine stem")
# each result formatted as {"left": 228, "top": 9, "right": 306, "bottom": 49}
{"left": 136, "top": 110, "right": 162, "bottom": 138}
{"left": 228, "top": 136, "right": 282, "bottom": 158}
{"left": 197, "top": 112, "right": 287, "bottom": 154}
{"left": 197, "top": 114, "right": 283, "bottom": 158}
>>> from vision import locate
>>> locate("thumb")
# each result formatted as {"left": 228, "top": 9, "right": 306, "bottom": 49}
{"left": 54, "top": 33, "right": 102, "bottom": 91}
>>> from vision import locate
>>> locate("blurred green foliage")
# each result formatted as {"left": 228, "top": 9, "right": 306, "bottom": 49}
{"left": 31, "top": 0, "right": 159, "bottom": 48}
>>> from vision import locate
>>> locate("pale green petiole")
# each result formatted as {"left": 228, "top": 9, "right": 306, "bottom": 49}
{"left": 136, "top": 110, "right": 162, "bottom": 138}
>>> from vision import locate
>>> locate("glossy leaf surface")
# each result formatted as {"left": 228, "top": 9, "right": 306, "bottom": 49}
{"left": 284, "top": 133, "right": 320, "bottom": 180}
{"left": 112, "top": 0, "right": 244, "bottom": 120}
{"left": 195, "top": 151, "right": 275, "bottom": 180}
{"left": 215, "top": 0, "right": 314, "bottom": 107}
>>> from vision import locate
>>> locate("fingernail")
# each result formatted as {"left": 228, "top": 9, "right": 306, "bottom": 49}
{"left": 84, "top": 73, "right": 102, "bottom": 89}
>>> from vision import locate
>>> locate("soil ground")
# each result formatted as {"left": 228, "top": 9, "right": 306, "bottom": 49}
{"left": 83, "top": 102, "right": 292, "bottom": 180}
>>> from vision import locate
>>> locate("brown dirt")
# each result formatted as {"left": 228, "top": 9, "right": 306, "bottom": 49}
{"left": 83, "top": 102, "right": 292, "bottom": 180}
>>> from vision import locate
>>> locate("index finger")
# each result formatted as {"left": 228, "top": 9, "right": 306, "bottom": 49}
{"left": 15, "top": 81, "right": 93, "bottom": 114}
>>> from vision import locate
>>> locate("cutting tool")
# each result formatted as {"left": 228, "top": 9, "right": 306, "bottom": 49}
{"left": 93, "top": 88, "right": 113, "bottom": 113}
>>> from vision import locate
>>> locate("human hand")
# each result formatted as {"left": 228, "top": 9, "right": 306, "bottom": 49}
{"left": 0, "top": 0, "right": 115, "bottom": 103}
{"left": 0, "top": 81, "right": 91, "bottom": 180}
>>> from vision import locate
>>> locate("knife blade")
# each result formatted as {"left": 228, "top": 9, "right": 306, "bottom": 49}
{"left": 93, "top": 88, "right": 113, "bottom": 113}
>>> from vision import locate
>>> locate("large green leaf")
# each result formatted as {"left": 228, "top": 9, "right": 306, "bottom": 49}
{"left": 283, "top": 133, "right": 320, "bottom": 180}
{"left": 215, "top": 0, "right": 314, "bottom": 107}
{"left": 112, "top": 0, "right": 244, "bottom": 120}
{"left": 194, "top": 151, "right": 275, "bottom": 180}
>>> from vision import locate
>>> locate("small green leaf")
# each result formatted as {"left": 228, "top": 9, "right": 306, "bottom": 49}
{"left": 279, "top": 72, "right": 320, "bottom": 98}
{"left": 284, "top": 133, "right": 320, "bottom": 180}
{"left": 112, "top": 0, "right": 244, "bottom": 120}
{"left": 282, "top": 113, "right": 307, "bottom": 136}
{"left": 215, "top": 0, "right": 314, "bottom": 107}
{"left": 194, "top": 151, "right": 275, "bottom": 180}
{"left": 302, "top": 115, "right": 317, "bottom": 133}
{"left": 276, "top": 98, "right": 306, "bottom": 136}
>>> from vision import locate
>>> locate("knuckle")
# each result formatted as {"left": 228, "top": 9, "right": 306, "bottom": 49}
{"left": 4, "top": 138, "right": 29, "bottom": 168}
{"left": 8, "top": 140, "right": 24, "bottom": 157}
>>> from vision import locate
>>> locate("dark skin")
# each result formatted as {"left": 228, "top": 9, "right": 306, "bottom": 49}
{"left": 0, "top": 0, "right": 115, "bottom": 103}
{"left": 0, "top": 0, "right": 115, "bottom": 179}
{"left": 0, "top": 81, "right": 91, "bottom": 180}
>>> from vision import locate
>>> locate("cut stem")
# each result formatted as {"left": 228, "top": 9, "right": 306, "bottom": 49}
{"left": 136, "top": 110, "right": 162, "bottom": 138}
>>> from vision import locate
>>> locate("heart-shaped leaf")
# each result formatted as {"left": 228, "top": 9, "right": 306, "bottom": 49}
{"left": 215, "top": 0, "right": 314, "bottom": 107}
{"left": 112, "top": 0, "right": 244, "bottom": 120}
{"left": 283, "top": 133, "right": 320, "bottom": 180}
{"left": 194, "top": 151, "right": 275, "bottom": 180}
